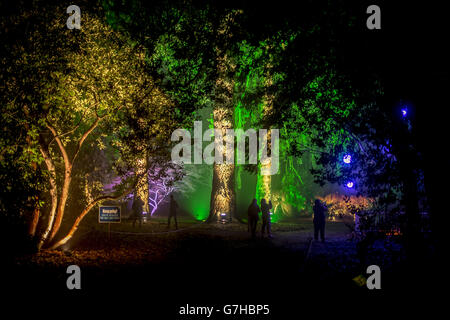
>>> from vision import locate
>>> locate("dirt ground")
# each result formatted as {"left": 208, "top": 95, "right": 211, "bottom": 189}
{"left": 6, "top": 217, "right": 421, "bottom": 316}
{"left": 12, "top": 217, "right": 351, "bottom": 268}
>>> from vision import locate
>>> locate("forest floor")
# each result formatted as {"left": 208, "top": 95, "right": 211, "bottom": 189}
{"left": 7, "top": 217, "right": 440, "bottom": 319}
{"left": 8, "top": 217, "right": 406, "bottom": 294}
{"left": 7, "top": 216, "right": 435, "bottom": 316}
{"left": 11, "top": 216, "right": 358, "bottom": 271}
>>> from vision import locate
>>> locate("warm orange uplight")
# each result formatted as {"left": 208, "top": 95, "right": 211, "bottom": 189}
{"left": 319, "top": 193, "right": 373, "bottom": 221}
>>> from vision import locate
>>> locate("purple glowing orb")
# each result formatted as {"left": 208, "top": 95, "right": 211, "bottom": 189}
{"left": 346, "top": 181, "right": 354, "bottom": 188}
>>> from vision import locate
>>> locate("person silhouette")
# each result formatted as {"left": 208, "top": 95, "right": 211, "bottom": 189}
{"left": 313, "top": 199, "right": 327, "bottom": 242}
{"left": 131, "top": 196, "right": 144, "bottom": 228}
{"left": 168, "top": 194, "right": 179, "bottom": 229}
{"left": 261, "top": 198, "right": 273, "bottom": 238}
{"left": 247, "top": 199, "right": 260, "bottom": 238}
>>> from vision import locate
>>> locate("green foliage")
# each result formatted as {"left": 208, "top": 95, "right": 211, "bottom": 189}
{"left": 102, "top": 0, "right": 216, "bottom": 128}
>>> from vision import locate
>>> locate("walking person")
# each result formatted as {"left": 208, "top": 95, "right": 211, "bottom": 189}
{"left": 168, "top": 194, "right": 178, "bottom": 229}
{"left": 261, "top": 198, "right": 273, "bottom": 238}
{"left": 313, "top": 199, "right": 327, "bottom": 242}
{"left": 247, "top": 199, "right": 260, "bottom": 239}
{"left": 131, "top": 196, "right": 144, "bottom": 228}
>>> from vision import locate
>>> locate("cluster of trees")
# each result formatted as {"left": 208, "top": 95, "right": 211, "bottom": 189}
{"left": 1, "top": 1, "right": 182, "bottom": 251}
{"left": 1, "top": 0, "right": 443, "bottom": 255}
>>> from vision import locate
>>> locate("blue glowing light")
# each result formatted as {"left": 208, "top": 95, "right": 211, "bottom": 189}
{"left": 346, "top": 181, "right": 354, "bottom": 188}
{"left": 343, "top": 154, "right": 352, "bottom": 164}
{"left": 401, "top": 108, "right": 407, "bottom": 117}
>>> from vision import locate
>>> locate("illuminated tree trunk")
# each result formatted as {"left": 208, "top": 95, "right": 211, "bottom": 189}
{"left": 208, "top": 11, "right": 242, "bottom": 222}
{"left": 256, "top": 64, "right": 274, "bottom": 202}
{"left": 38, "top": 139, "right": 58, "bottom": 250}
{"left": 209, "top": 51, "right": 236, "bottom": 222}
{"left": 136, "top": 156, "right": 150, "bottom": 214}
{"left": 45, "top": 124, "right": 74, "bottom": 242}
{"left": 49, "top": 168, "right": 72, "bottom": 241}
{"left": 28, "top": 205, "right": 40, "bottom": 237}
{"left": 257, "top": 132, "right": 272, "bottom": 202}
{"left": 46, "top": 117, "right": 100, "bottom": 242}
{"left": 28, "top": 163, "right": 40, "bottom": 237}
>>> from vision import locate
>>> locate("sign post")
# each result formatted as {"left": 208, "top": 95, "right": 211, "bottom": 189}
{"left": 99, "top": 206, "right": 121, "bottom": 239}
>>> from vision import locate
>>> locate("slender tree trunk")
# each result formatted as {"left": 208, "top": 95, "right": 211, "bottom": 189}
{"left": 28, "top": 202, "right": 40, "bottom": 237}
{"left": 23, "top": 106, "right": 40, "bottom": 237}
{"left": 38, "top": 141, "right": 58, "bottom": 250}
{"left": 46, "top": 118, "right": 99, "bottom": 241}
{"left": 28, "top": 159, "right": 40, "bottom": 237}
{"left": 49, "top": 168, "right": 72, "bottom": 241}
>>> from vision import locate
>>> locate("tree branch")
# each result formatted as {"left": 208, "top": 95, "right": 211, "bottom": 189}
{"left": 37, "top": 137, "right": 58, "bottom": 250}
{"left": 46, "top": 122, "right": 72, "bottom": 170}
{"left": 46, "top": 110, "right": 88, "bottom": 146}
{"left": 72, "top": 116, "right": 101, "bottom": 163}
